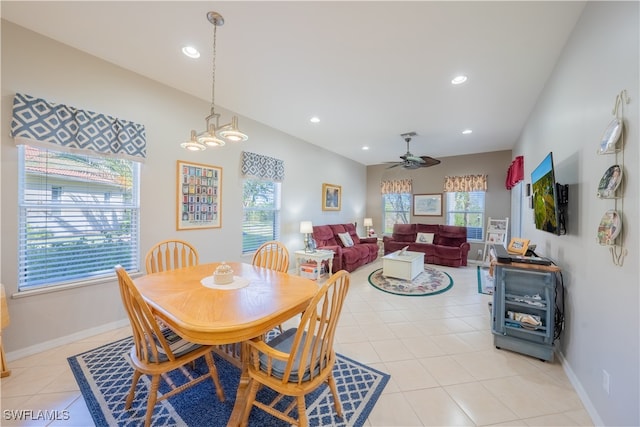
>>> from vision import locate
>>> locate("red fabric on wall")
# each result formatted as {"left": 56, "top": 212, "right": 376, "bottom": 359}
{"left": 505, "top": 155, "right": 524, "bottom": 189}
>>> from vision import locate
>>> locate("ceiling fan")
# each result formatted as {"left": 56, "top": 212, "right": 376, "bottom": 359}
{"left": 386, "top": 132, "right": 441, "bottom": 169}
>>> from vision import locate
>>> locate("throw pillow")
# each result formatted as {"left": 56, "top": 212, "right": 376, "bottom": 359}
{"left": 337, "top": 232, "right": 354, "bottom": 247}
{"left": 416, "top": 232, "right": 435, "bottom": 244}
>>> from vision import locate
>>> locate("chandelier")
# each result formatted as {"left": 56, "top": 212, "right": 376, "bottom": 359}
{"left": 181, "top": 11, "right": 248, "bottom": 151}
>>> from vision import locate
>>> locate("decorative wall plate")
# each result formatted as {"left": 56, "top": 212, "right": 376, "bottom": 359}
{"left": 597, "top": 209, "right": 621, "bottom": 245}
{"left": 597, "top": 165, "right": 622, "bottom": 198}
{"left": 598, "top": 118, "right": 623, "bottom": 154}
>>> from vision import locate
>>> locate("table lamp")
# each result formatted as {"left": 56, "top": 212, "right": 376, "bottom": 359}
{"left": 363, "top": 218, "right": 373, "bottom": 236}
{"left": 1, "top": 283, "right": 10, "bottom": 377}
{"left": 300, "top": 221, "right": 314, "bottom": 253}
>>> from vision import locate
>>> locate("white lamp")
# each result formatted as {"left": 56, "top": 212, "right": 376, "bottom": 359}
{"left": 300, "top": 221, "right": 314, "bottom": 253}
{"left": 363, "top": 218, "right": 373, "bottom": 236}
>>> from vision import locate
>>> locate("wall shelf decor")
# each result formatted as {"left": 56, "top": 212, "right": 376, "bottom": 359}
{"left": 482, "top": 217, "right": 509, "bottom": 264}
{"left": 596, "top": 164, "right": 622, "bottom": 199}
{"left": 596, "top": 90, "right": 629, "bottom": 266}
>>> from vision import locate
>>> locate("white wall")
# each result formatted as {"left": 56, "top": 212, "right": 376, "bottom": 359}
{"left": 1, "top": 21, "right": 366, "bottom": 355}
{"left": 514, "top": 2, "right": 639, "bottom": 425}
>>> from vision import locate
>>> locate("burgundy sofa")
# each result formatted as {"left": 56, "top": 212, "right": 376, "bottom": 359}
{"left": 312, "top": 223, "right": 378, "bottom": 273}
{"left": 383, "top": 223, "right": 470, "bottom": 267}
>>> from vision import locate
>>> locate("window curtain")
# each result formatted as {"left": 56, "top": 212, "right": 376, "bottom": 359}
{"left": 10, "top": 93, "right": 146, "bottom": 162}
{"left": 443, "top": 174, "right": 487, "bottom": 192}
{"left": 241, "top": 151, "right": 285, "bottom": 181}
{"left": 505, "top": 155, "right": 524, "bottom": 189}
{"left": 381, "top": 179, "right": 412, "bottom": 194}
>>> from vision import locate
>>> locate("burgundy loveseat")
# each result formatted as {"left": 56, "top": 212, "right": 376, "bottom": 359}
{"left": 383, "top": 224, "right": 470, "bottom": 267}
{"left": 312, "top": 223, "right": 378, "bottom": 273}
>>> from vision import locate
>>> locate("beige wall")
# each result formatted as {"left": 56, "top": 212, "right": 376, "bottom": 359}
{"left": 366, "top": 150, "right": 513, "bottom": 258}
{"left": 1, "top": 21, "right": 367, "bottom": 356}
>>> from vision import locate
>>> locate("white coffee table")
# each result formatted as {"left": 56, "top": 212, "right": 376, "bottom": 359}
{"left": 382, "top": 251, "right": 425, "bottom": 280}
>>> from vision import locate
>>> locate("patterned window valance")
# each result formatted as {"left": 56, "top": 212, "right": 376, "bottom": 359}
{"left": 381, "top": 179, "right": 412, "bottom": 194}
{"left": 10, "top": 93, "right": 146, "bottom": 162}
{"left": 241, "top": 151, "right": 285, "bottom": 181}
{"left": 443, "top": 174, "right": 488, "bottom": 192}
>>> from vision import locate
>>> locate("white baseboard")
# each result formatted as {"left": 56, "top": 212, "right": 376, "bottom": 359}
{"left": 6, "top": 318, "right": 129, "bottom": 362}
{"left": 557, "top": 350, "right": 604, "bottom": 426}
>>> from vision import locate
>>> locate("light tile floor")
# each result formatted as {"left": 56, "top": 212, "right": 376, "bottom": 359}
{"left": 0, "top": 260, "right": 594, "bottom": 426}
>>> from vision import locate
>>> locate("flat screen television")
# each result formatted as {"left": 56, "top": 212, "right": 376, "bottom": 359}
{"left": 531, "top": 152, "right": 564, "bottom": 235}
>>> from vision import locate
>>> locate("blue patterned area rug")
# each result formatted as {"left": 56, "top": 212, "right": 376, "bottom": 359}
{"left": 368, "top": 265, "right": 453, "bottom": 296}
{"left": 68, "top": 335, "right": 389, "bottom": 426}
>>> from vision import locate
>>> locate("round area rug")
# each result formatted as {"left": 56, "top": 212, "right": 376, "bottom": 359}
{"left": 368, "top": 265, "right": 453, "bottom": 296}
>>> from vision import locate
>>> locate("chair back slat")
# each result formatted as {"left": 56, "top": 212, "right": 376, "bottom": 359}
{"left": 252, "top": 241, "right": 289, "bottom": 273}
{"left": 115, "top": 265, "right": 175, "bottom": 363}
{"left": 281, "top": 270, "right": 349, "bottom": 385}
{"left": 145, "top": 240, "right": 199, "bottom": 273}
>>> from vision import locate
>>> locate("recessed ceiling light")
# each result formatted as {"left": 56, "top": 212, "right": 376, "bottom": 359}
{"left": 310, "top": 116, "right": 320, "bottom": 123}
{"left": 182, "top": 46, "right": 200, "bottom": 59}
{"left": 462, "top": 129, "right": 473, "bottom": 135}
{"left": 362, "top": 146, "right": 370, "bottom": 150}
{"left": 451, "top": 75, "right": 468, "bottom": 85}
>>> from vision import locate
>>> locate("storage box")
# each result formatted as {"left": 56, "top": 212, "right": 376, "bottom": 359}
{"left": 300, "top": 262, "right": 318, "bottom": 279}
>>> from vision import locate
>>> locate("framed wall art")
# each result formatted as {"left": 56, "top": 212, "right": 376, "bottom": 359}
{"left": 507, "top": 237, "right": 530, "bottom": 256}
{"left": 413, "top": 193, "right": 442, "bottom": 216}
{"left": 322, "top": 183, "right": 341, "bottom": 211}
{"left": 177, "top": 160, "right": 222, "bottom": 230}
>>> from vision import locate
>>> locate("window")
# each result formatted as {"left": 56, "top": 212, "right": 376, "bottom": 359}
{"left": 18, "top": 145, "right": 140, "bottom": 291}
{"left": 51, "top": 186, "right": 62, "bottom": 216}
{"left": 242, "top": 179, "right": 281, "bottom": 254}
{"left": 382, "top": 193, "right": 411, "bottom": 234}
{"left": 445, "top": 191, "right": 485, "bottom": 241}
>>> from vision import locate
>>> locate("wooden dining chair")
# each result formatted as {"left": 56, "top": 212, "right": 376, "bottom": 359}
{"left": 241, "top": 270, "right": 350, "bottom": 427}
{"left": 114, "top": 266, "right": 225, "bottom": 427}
{"left": 251, "top": 241, "right": 290, "bottom": 273}
{"left": 252, "top": 241, "right": 290, "bottom": 333}
{"left": 145, "top": 239, "right": 199, "bottom": 273}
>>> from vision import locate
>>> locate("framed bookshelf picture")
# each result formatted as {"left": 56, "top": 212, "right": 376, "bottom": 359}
{"left": 177, "top": 160, "right": 222, "bottom": 230}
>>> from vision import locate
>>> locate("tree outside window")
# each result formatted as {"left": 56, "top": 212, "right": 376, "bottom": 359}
{"left": 242, "top": 179, "right": 281, "bottom": 254}
{"left": 445, "top": 191, "right": 485, "bottom": 241}
{"left": 382, "top": 193, "right": 411, "bottom": 234}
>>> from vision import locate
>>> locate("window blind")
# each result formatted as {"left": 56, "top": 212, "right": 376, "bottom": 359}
{"left": 18, "top": 145, "right": 140, "bottom": 290}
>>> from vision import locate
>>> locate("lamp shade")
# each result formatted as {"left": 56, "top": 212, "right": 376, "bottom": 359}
{"left": 363, "top": 218, "right": 373, "bottom": 227}
{"left": 300, "top": 221, "right": 314, "bottom": 234}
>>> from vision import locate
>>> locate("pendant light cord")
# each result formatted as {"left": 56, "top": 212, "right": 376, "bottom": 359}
{"left": 210, "top": 23, "right": 217, "bottom": 114}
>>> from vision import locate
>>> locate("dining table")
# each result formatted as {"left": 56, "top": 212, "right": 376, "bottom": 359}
{"left": 133, "top": 261, "right": 319, "bottom": 426}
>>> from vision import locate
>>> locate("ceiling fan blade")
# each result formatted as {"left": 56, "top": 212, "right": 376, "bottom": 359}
{"left": 417, "top": 156, "right": 441, "bottom": 167}
{"left": 388, "top": 133, "right": 440, "bottom": 169}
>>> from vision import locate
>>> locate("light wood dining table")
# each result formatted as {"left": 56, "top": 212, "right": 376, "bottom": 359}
{"left": 133, "top": 261, "right": 319, "bottom": 426}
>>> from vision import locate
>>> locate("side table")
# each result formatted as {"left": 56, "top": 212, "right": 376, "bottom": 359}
{"left": 294, "top": 250, "right": 334, "bottom": 281}
{"left": 377, "top": 237, "right": 384, "bottom": 256}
